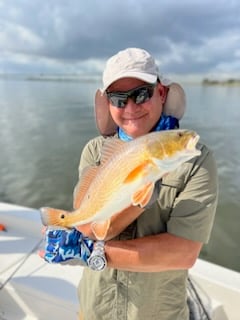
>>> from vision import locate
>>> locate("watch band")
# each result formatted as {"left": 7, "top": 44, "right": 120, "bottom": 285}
{"left": 87, "top": 240, "right": 107, "bottom": 271}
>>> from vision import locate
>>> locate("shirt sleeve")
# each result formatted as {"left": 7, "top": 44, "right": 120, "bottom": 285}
{"left": 78, "top": 139, "right": 101, "bottom": 172}
{"left": 167, "top": 145, "right": 218, "bottom": 243}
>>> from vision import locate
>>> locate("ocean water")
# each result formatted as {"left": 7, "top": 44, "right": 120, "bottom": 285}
{"left": 0, "top": 76, "right": 239, "bottom": 272}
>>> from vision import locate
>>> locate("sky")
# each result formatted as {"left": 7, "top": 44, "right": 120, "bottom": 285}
{"left": 0, "top": 0, "right": 240, "bottom": 81}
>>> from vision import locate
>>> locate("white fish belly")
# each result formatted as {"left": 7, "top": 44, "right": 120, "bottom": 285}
{"left": 92, "top": 169, "right": 162, "bottom": 223}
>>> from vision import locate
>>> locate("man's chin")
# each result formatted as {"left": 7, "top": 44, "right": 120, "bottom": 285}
{"left": 123, "top": 127, "right": 148, "bottom": 138}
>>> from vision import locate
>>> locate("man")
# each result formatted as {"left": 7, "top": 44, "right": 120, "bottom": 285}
{"left": 42, "top": 48, "right": 218, "bottom": 320}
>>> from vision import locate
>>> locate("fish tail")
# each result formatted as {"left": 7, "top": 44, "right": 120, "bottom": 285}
{"left": 40, "top": 207, "right": 70, "bottom": 227}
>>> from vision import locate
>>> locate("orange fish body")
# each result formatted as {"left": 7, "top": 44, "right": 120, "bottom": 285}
{"left": 40, "top": 129, "right": 201, "bottom": 240}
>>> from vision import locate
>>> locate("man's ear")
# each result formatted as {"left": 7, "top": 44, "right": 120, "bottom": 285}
{"left": 157, "top": 84, "right": 168, "bottom": 104}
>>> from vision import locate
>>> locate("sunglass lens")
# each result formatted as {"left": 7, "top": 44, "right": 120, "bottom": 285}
{"left": 109, "top": 95, "right": 127, "bottom": 108}
{"left": 134, "top": 87, "right": 150, "bottom": 104}
{"left": 107, "top": 84, "right": 155, "bottom": 108}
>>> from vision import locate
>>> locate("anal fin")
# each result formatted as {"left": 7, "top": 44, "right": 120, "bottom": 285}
{"left": 132, "top": 182, "right": 154, "bottom": 208}
{"left": 91, "top": 219, "right": 111, "bottom": 240}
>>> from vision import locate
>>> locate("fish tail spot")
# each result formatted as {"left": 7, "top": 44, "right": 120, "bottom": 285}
{"left": 40, "top": 207, "right": 68, "bottom": 227}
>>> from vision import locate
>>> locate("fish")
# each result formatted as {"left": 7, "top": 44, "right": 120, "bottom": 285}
{"left": 40, "top": 129, "right": 201, "bottom": 240}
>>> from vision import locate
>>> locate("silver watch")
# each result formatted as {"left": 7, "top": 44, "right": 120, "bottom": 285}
{"left": 87, "top": 241, "right": 107, "bottom": 271}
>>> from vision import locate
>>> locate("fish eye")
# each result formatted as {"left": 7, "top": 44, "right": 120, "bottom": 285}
{"left": 60, "top": 214, "right": 65, "bottom": 219}
{"left": 177, "top": 132, "right": 183, "bottom": 137}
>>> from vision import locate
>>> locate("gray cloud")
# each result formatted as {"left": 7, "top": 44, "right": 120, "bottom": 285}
{"left": 0, "top": 0, "right": 240, "bottom": 78}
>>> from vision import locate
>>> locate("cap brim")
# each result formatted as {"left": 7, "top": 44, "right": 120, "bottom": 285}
{"left": 102, "top": 72, "right": 157, "bottom": 92}
{"left": 163, "top": 83, "right": 186, "bottom": 119}
{"left": 95, "top": 90, "right": 117, "bottom": 135}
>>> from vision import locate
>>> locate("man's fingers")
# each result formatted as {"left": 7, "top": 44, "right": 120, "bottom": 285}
{"left": 41, "top": 226, "right": 47, "bottom": 235}
{"left": 38, "top": 249, "right": 45, "bottom": 259}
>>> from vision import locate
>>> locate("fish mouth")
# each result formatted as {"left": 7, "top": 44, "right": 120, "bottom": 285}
{"left": 186, "top": 134, "right": 200, "bottom": 153}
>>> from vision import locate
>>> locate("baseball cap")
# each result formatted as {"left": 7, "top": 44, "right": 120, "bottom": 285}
{"left": 102, "top": 48, "right": 159, "bottom": 92}
{"left": 95, "top": 48, "right": 186, "bottom": 135}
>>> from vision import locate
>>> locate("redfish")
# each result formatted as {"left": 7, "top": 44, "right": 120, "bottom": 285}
{"left": 40, "top": 129, "right": 201, "bottom": 240}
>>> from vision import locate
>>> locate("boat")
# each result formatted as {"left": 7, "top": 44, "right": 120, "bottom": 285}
{"left": 0, "top": 202, "right": 239, "bottom": 320}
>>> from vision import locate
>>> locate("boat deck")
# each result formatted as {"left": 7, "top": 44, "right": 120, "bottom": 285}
{"left": 0, "top": 203, "right": 239, "bottom": 320}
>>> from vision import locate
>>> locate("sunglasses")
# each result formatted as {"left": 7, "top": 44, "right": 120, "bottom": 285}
{"left": 106, "top": 83, "right": 156, "bottom": 108}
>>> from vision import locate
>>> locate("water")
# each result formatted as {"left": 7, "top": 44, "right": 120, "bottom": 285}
{"left": 0, "top": 77, "right": 239, "bottom": 272}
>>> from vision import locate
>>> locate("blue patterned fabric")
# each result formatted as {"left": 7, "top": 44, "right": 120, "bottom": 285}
{"left": 118, "top": 113, "right": 179, "bottom": 141}
{"left": 44, "top": 228, "right": 94, "bottom": 264}
{"left": 153, "top": 114, "right": 179, "bottom": 132}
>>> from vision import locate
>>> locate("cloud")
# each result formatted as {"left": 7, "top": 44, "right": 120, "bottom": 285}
{"left": 0, "top": 20, "right": 44, "bottom": 53}
{"left": 0, "top": 0, "right": 240, "bottom": 78}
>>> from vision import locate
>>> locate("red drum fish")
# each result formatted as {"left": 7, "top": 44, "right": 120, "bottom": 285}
{"left": 40, "top": 129, "right": 201, "bottom": 240}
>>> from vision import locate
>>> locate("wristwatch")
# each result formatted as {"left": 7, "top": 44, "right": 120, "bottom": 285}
{"left": 87, "top": 241, "right": 107, "bottom": 271}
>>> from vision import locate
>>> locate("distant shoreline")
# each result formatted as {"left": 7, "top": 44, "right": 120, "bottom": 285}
{"left": 202, "top": 78, "right": 240, "bottom": 86}
{"left": 0, "top": 73, "right": 101, "bottom": 83}
{"left": 1, "top": 74, "right": 240, "bottom": 86}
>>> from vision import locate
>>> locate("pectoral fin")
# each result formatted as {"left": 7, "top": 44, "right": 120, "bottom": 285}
{"left": 91, "top": 219, "right": 111, "bottom": 240}
{"left": 124, "top": 161, "right": 152, "bottom": 183}
{"left": 132, "top": 182, "right": 154, "bottom": 208}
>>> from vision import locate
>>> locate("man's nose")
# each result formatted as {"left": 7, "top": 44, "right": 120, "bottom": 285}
{"left": 124, "top": 98, "right": 141, "bottom": 111}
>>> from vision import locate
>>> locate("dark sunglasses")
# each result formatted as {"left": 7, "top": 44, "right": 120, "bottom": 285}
{"left": 106, "top": 83, "right": 156, "bottom": 108}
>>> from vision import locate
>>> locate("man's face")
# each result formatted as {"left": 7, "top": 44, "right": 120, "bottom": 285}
{"left": 107, "top": 78, "right": 166, "bottom": 138}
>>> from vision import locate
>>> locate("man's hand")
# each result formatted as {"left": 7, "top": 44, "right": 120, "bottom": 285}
{"left": 40, "top": 228, "right": 94, "bottom": 265}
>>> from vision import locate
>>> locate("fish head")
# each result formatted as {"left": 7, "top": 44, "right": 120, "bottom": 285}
{"left": 148, "top": 129, "right": 201, "bottom": 161}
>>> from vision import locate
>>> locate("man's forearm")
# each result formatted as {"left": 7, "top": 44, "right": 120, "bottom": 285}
{"left": 76, "top": 205, "right": 144, "bottom": 240}
{"left": 105, "top": 233, "right": 202, "bottom": 272}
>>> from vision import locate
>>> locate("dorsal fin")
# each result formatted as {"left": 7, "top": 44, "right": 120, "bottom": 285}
{"left": 73, "top": 166, "right": 99, "bottom": 209}
{"left": 100, "top": 139, "right": 126, "bottom": 165}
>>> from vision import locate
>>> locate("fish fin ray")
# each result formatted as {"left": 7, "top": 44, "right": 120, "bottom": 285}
{"left": 100, "top": 139, "right": 126, "bottom": 165}
{"left": 73, "top": 166, "right": 99, "bottom": 209}
{"left": 91, "top": 219, "right": 111, "bottom": 240}
{"left": 40, "top": 207, "right": 70, "bottom": 227}
{"left": 132, "top": 182, "right": 155, "bottom": 208}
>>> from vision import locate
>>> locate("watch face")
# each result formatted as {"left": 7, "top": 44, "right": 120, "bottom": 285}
{"left": 88, "top": 255, "right": 106, "bottom": 271}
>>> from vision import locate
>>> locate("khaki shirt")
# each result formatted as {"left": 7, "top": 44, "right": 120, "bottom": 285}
{"left": 76, "top": 135, "right": 218, "bottom": 320}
